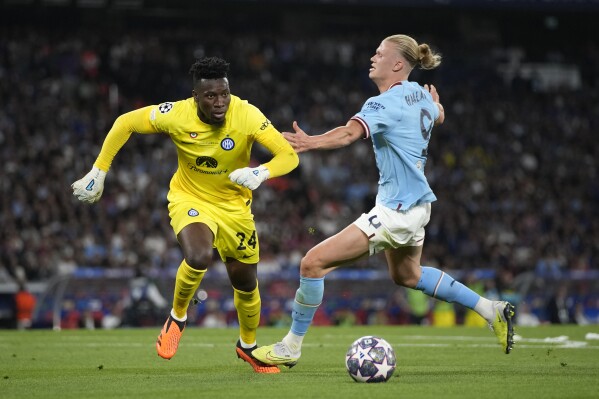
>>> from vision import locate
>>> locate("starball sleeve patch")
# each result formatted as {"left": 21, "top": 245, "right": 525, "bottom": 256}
{"left": 158, "top": 102, "right": 174, "bottom": 114}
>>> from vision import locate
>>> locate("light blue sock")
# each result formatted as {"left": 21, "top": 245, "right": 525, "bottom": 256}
{"left": 290, "top": 276, "right": 324, "bottom": 336}
{"left": 415, "top": 266, "right": 479, "bottom": 309}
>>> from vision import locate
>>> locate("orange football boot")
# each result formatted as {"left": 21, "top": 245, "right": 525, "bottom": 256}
{"left": 156, "top": 315, "right": 186, "bottom": 359}
{"left": 235, "top": 340, "right": 280, "bottom": 373}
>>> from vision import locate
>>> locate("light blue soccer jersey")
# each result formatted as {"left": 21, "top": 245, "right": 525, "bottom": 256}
{"left": 351, "top": 81, "right": 439, "bottom": 210}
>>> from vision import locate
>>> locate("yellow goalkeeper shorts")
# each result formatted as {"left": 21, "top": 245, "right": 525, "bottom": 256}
{"left": 168, "top": 190, "right": 260, "bottom": 264}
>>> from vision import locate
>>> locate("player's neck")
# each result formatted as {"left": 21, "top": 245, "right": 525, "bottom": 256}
{"left": 375, "top": 74, "right": 408, "bottom": 93}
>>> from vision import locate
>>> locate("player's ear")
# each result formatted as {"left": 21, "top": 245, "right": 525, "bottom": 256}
{"left": 393, "top": 59, "right": 404, "bottom": 72}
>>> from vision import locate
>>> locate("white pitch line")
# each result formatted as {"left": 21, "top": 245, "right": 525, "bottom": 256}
{"left": 1, "top": 336, "right": 597, "bottom": 350}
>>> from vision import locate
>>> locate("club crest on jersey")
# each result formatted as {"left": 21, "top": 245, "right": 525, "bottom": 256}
{"left": 221, "top": 138, "right": 235, "bottom": 150}
{"left": 190, "top": 132, "right": 198, "bottom": 139}
{"left": 188, "top": 208, "right": 199, "bottom": 217}
{"left": 158, "top": 102, "right": 173, "bottom": 114}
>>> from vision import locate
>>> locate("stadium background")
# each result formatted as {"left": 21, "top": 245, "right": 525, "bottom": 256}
{"left": 0, "top": 0, "right": 598, "bottom": 330}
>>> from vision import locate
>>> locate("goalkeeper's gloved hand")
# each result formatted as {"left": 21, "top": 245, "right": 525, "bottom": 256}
{"left": 71, "top": 166, "right": 107, "bottom": 203}
{"left": 228, "top": 165, "right": 270, "bottom": 190}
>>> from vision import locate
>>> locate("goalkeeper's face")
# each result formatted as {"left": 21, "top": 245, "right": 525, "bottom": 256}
{"left": 193, "top": 78, "right": 231, "bottom": 125}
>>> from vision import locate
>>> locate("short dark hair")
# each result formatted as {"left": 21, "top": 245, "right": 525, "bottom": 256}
{"left": 189, "top": 57, "right": 229, "bottom": 83}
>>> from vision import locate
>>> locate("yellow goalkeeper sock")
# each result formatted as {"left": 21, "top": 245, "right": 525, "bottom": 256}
{"left": 234, "top": 283, "right": 261, "bottom": 346}
{"left": 172, "top": 259, "right": 206, "bottom": 319}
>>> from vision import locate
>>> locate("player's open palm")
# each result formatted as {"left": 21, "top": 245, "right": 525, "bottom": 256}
{"left": 283, "top": 121, "right": 311, "bottom": 153}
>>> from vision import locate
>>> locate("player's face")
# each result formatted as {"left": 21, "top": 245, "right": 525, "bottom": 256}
{"left": 193, "top": 78, "right": 231, "bottom": 125}
{"left": 369, "top": 40, "right": 403, "bottom": 82}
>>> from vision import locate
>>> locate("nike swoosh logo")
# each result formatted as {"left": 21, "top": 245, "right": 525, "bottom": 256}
{"left": 248, "top": 312, "right": 259, "bottom": 318}
{"left": 266, "top": 351, "right": 291, "bottom": 361}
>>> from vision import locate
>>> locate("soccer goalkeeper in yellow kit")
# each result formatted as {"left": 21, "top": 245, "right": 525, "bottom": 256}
{"left": 72, "top": 57, "right": 299, "bottom": 373}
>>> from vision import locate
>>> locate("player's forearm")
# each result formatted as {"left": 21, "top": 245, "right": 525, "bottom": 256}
{"left": 256, "top": 127, "right": 300, "bottom": 178}
{"left": 310, "top": 125, "right": 360, "bottom": 150}
{"left": 94, "top": 107, "right": 156, "bottom": 172}
{"left": 262, "top": 149, "right": 299, "bottom": 178}
{"left": 435, "top": 102, "right": 445, "bottom": 125}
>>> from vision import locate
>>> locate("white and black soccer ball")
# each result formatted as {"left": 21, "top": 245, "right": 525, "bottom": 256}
{"left": 345, "top": 336, "right": 396, "bottom": 383}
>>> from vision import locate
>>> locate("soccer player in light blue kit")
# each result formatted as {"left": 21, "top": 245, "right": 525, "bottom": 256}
{"left": 253, "top": 34, "right": 515, "bottom": 367}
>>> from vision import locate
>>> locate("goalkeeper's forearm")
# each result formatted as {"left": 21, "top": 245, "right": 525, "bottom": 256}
{"left": 256, "top": 129, "right": 300, "bottom": 178}
{"left": 261, "top": 149, "right": 299, "bottom": 178}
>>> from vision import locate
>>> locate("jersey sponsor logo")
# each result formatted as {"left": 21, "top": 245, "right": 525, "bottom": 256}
{"left": 220, "top": 137, "right": 235, "bottom": 150}
{"left": 158, "top": 102, "right": 174, "bottom": 114}
{"left": 188, "top": 208, "right": 199, "bottom": 217}
{"left": 190, "top": 132, "right": 198, "bottom": 139}
{"left": 187, "top": 163, "right": 229, "bottom": 175}
{"left": 365, "top": 101, "right": 385, "bottom": 111}
{"left": 259, "top": 119, "right": 271, "bottom": 130}
{"left": 195, "top": 156, "right": 218, "bottom": 168}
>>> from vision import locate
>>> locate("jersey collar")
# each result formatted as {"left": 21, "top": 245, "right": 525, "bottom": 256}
{"left": 387, "top": 81, "right": 403, "bottom": 91}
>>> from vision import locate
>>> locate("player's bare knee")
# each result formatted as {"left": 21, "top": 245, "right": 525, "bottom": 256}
{"left": 396, "top": 275, "right": 419, "bottom": 288}
{"left": 389, "top": 268, "right": 419, "bottom": 288}
{"left": 228, "top": 264, "right": 258, "bottom": 292}
{"left": 390, "top": 271, "right": 406, "bottom": 287}
{"left": 184, "top": 249, "right": 212, "bottom": 270}
{"left": 299, "top": 256, "right": 325, "bottom": 278}
{"left": 231, "top": 279, "right": 257, "bottom": 293}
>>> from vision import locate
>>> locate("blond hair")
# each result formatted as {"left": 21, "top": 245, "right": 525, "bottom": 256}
{"left": 384, "top": 34, "right": 442, "bottom": 70}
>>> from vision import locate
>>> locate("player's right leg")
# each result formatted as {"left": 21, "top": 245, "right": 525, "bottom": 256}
{"left": 156, "top": 259, "right": 207, "bottom": 359}
{"left": 157, "top": 207, "right": 214, "bottom": 359}
{"left": 251, "top": 276, "right": 322, "bottom": 367}
{"left": 253, "top": 224, "right": 370, "bottom": 366}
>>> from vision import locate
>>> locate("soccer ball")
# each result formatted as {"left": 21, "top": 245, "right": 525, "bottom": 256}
{"left": 345, "top": 336, "right": 396, "bottom": 383}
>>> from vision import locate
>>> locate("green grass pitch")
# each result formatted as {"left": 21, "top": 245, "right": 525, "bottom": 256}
{"left": 1, "top": 325, "right": 598, "bottom": 399}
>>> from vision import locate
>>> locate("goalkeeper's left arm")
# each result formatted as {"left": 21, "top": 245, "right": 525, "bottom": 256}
{"left": 229, "top": 129, "right": 299, "bottom": 190}
{"left": 71, "top": 107, "right": 158, "bottom": 203}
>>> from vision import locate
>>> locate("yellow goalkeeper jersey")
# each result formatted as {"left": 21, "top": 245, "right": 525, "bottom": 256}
{"left": 94, "top": 95, "right": 298, "bottom": 211}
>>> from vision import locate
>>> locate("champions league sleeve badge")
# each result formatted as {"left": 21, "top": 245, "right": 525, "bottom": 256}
{"left": 158, "top": 102, "right": 174, "bottom": 114}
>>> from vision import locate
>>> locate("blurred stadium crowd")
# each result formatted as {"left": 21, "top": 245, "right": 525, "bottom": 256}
{"left": 0, "top": 4, "right": 598, "bottom": 328}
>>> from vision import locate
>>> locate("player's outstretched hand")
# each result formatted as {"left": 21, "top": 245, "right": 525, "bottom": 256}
{"left": 229, "top": 165, "right": 270, "bottom": 190}
{"left": 425, "top": 84, "right": 444, "bottom": 125}
{"left": 283, "top": 121, "right": 311, "bottom": 153}
{"left": 424, "top": 84, "right": 440, "bottom": 102}
{"left": 71, "top": 166, "right": 106, "bottom": 203}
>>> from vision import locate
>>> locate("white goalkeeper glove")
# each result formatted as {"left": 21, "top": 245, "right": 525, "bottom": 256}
{"left": 71, "top": 166, "right": 107, "bottom": 203}
{"left": 229, "top": 165, "right": 270, "bottom": 190}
